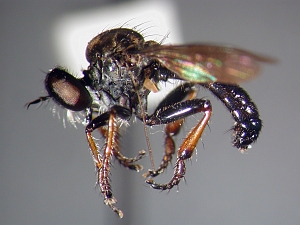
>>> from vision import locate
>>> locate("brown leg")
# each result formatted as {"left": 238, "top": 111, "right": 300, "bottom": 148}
{"left": 143, "top": 85, "right": 197, "bottom": 178}
{"left": 143, "top": 119, "right": 183, "bottom": 178}
{"left": 146, "top": 101, "right": 212, "bottom": 190}
{"left": 98, "top": 127, "right": 145, "bottom": 171}
{"left": 86, "top": 112, "right": 123, "bottom": 218}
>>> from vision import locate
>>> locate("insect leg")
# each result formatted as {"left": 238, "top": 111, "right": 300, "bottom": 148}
{"left": 143, "top": 83, "right": 197, "bottom": 178}
{"left": 112, "top": 147, "right": 145, "bottom": 171}
{"left": 145, "top": 97, "right": 212, "bottom": 190}
{"left": 85, "top": 106, "right": 132, "bottom": 218}
{"left": 98, "top": 127, "right": 146, "bottom": 171}
{"left": 143, "top": 119, "right": 183, "bottom": 178}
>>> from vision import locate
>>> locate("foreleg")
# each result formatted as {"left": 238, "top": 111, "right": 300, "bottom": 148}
{"left": 85, "top": 106, "right": 132, "bottom": 218}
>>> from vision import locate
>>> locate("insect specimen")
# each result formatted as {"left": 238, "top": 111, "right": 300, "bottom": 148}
{"left": 27, "top": 27, "right": 273, "bottom": 218}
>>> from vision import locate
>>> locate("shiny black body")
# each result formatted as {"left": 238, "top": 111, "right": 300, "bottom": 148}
{"left": 204, "top": 83, "right": 261, "bottom": 149}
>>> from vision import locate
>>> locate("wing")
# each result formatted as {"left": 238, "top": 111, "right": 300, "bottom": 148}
{"left": 139, "top": 44, "right": 274, "bottom": 84}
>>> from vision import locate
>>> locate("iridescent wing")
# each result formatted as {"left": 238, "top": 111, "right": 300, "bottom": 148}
{"left": 139, "top": 44, "right": 274, "bottom": 84}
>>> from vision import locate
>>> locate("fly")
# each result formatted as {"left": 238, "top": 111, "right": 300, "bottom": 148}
{"left": 27, "top": 27, "right": 274, "bottom": 218}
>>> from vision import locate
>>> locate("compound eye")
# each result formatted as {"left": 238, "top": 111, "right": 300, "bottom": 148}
{"left": 45, "top": 68, "right": 92, "bottom": 111}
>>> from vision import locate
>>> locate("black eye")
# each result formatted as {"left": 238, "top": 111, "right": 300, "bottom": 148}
{"left": 45, "top": 68, "right": 92, "bottom": 111}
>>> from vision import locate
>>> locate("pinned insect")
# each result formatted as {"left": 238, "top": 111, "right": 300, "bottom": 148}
{"left": 27, "top": 27, "right": 273, "bottom": 218}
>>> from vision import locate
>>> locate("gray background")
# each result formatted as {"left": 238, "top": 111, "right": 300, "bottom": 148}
{"left": 1, "top": 0, "right": 300, "bottom": 224}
